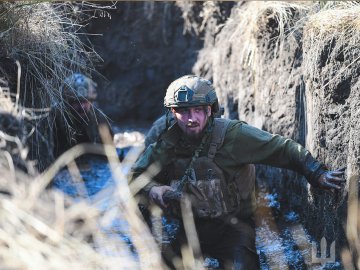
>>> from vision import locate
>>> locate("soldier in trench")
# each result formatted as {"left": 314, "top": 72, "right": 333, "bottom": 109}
{"left": 53, "top": 73, "right": 113, "bottom": 158}
{"left": 130, "top": 75, "right": 345, "bottom": 269}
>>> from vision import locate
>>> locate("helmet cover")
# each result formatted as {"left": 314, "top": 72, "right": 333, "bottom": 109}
{"left": 63, "top": 73, "right": 97, "bottom": 100}
{"left": 164, "top": 75, "right": 218, "bottom": 112}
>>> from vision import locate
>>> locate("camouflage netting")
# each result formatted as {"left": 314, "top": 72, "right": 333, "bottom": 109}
{"left": 192, "top": 0, "right": 360, "bottom": 262}
{"left": 0, "top": 1, "right": 100, "bottom": 170}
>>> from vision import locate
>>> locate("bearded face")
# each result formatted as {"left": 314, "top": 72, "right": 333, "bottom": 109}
{"left": 172, "top": 105, "right": 211, "bottom": 139}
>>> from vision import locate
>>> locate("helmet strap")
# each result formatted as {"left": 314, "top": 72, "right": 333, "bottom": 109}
{"left": 165, "top": 109, "right": 171, "bottom": 130}
{"left": 156, "top": 109, "right": 172, "bottom": 144}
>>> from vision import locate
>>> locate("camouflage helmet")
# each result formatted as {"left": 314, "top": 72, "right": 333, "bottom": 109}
{"left": 164, "top": 75, "right": 219, "bottom": 113}
{"left": 63, "top": 73, "right": 97, "bottom": 101}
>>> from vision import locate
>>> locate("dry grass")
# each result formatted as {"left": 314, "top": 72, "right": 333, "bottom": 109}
{"left": 175, "top": 1, "right": 223, "bottom": 36}
{"left": 0, "top": 123, "right": 167, "bottom": 269}
{"left": 0, "top": 2, "right": 114, "bottom": 167}
{"left": 303, "top": 3, "right": 360, "bottom": 84}
{"left": 0, "top": 2, "right": 98, "bottom": 110}
{"left": 0, "top": 121, "right": 208, "bottom": 269}
{"left": 224, "top": 1, "right": 360, "bottom": 81}
{"left": 0, "top": 103, "right": 209, "bottom": 269}
{"left": 228, "top": 2, "right": 309, "bottom": 72}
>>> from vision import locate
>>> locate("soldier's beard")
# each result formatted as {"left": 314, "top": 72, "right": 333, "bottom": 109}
{"left": 184, "top": 122, "right": 202, "bottom": 138}
{"left": 177, "top": 119, "right": 209, "bottom": 139}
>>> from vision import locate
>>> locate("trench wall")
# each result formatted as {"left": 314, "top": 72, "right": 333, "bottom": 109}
{"left": 193, "top": 1, "right": 360, "bottom": 248}
{"left": 85, "top": 2, "right": 204, "bottom": 122}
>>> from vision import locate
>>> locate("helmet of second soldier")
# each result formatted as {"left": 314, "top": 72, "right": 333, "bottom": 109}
{"left": 164, "top": 75, "right": 219, "bottom": 114}
{"left": 63, "top": 73, "right": 97, "bottom": 101}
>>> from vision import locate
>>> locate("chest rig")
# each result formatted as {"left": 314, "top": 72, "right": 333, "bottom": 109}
{"left": 167, "top": 119, "right": 256, "bottom": 219}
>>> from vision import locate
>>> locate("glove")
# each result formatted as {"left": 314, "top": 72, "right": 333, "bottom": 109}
{"left": 314, "top": 167, "right": 346, "bottom": 190}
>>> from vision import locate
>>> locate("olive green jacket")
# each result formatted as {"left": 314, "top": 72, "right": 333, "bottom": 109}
{"left": 130, "top": 118, "right": 326, "bottom": 198}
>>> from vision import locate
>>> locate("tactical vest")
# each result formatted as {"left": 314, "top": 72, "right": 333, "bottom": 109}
{"left": 168, "top": 118, "right": 256, "bottom": 219}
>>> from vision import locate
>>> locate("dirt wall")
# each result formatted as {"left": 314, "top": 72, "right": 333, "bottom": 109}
{"left": 85, "top": 2, "right": 204, "bottom": 122}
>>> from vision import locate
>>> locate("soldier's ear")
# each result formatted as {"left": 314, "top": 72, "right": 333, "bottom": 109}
{"left": 207, "top": 105, "right": 212, "bottom": 117}
{"left": 171, "top": 108, "right": 177, "bottom": 118}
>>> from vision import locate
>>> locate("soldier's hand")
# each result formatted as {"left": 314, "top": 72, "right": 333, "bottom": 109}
{"left": 149, "top": 185, "right": 173, "bottom": 209}
{"left": 317, "top": 168, "right": 346, "bottom": 191}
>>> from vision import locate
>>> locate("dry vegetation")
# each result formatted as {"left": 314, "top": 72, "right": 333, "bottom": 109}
{"left": 303, "top": 2, "right": 360, "bottom": 86}
{"left": 0, "top": 2, "right": 163, "bottom": 269}
{"left": 0, "top": 124, "right": 206, "bottom": 269}
{"left": 0, "top": 1, "right": 108, "bottom": 168}
{"left": 0, "top": 137, "right": 165, "bottom": 269}
{"left": 176, "top": 1, "right": 217, "bottom": 35}
{"left": 0, "top": 1, "right": 99, "bottom": 111}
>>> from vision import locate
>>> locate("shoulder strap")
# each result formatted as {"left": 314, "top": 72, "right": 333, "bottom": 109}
{"left": 208, "top": 118, "right": 231, "bottom": 159}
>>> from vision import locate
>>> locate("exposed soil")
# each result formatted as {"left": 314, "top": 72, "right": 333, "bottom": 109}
{"left": 85, "top": 2, "right": 204, "bottom": 122}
